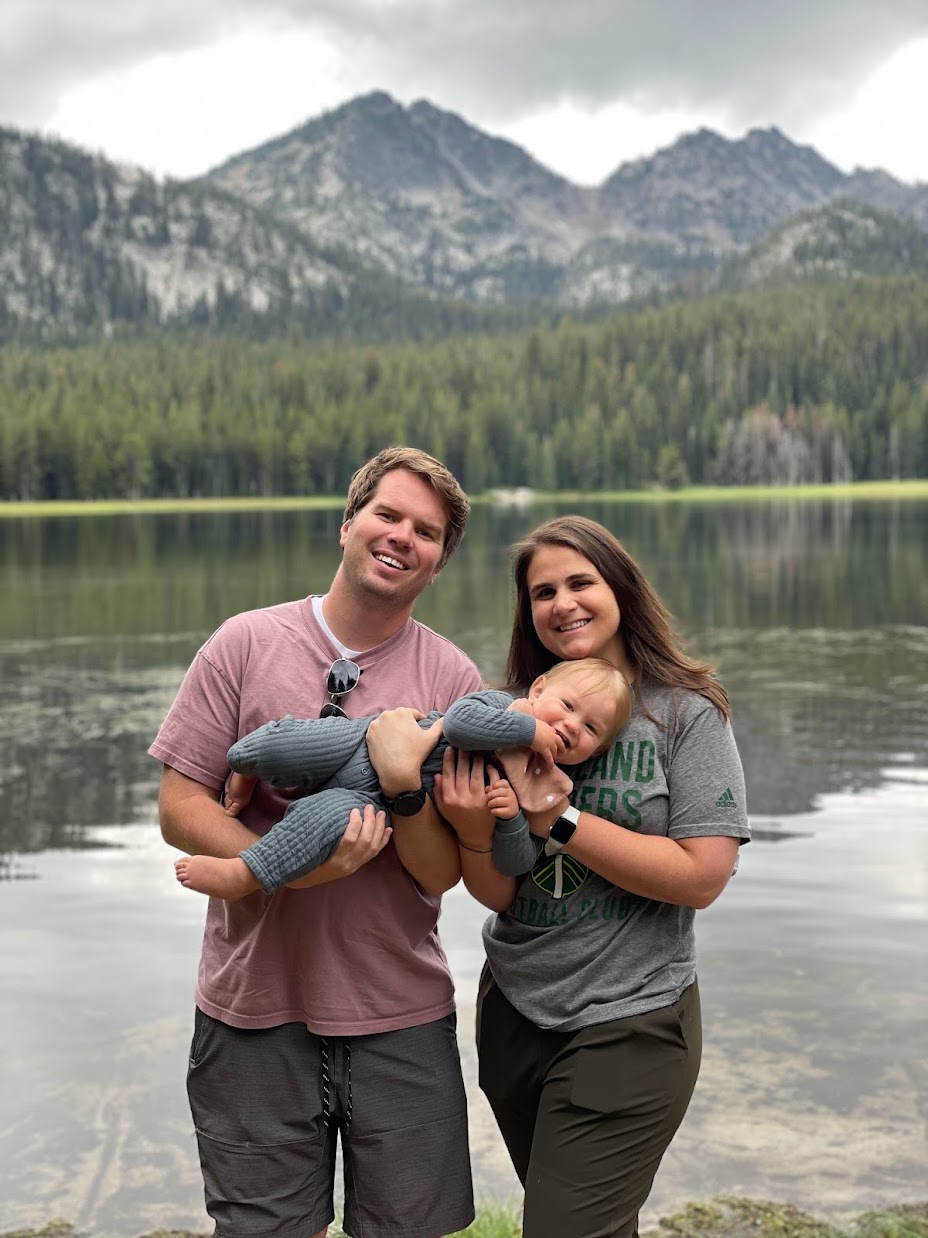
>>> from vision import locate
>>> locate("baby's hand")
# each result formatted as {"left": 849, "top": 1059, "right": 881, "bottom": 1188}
{"left": 530, "top": 719, "right": 564, "bottom": 768}
{"left": 506, "top": 697, "right": 534, "bottom": 717}
{"left": 224, "top": 772, "right": 257, "bottom": 817}
{"left": 486, "top": 770, "right": 519, "bottom": 820}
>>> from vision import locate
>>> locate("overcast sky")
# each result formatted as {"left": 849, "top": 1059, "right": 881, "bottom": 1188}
{"left": 2, "top": 1, "right": 927, "bottom": 185}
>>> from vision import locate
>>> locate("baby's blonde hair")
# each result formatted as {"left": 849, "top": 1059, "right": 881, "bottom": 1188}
{"left": 540, "top": 658, "right": 633, "bottom": 754}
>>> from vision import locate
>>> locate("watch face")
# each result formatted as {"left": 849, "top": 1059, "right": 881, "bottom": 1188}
{"left": 389, "top": 788, "right": 427, "bottom": 816}
{"left": 549, "top": 815, "right": 577, "bottom": 845}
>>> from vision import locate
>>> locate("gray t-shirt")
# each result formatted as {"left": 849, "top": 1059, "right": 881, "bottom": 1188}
{"left": 483, "top": 679, "right": 750, "bottom": 1032}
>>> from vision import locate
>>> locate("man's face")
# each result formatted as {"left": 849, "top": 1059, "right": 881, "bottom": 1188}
{"left": 339, "top": 469, "right": 448, "bottom": 609}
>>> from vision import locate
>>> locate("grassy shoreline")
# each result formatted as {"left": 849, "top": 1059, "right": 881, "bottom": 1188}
{"left": 1, "top": 478, "right": 927, "bottom": 519}
{"left": 6, "top": 1198, "right": 928, "bottom": 1238}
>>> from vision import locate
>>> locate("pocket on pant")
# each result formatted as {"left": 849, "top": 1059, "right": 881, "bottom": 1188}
{"left": 569, "top": 1006, "right": 688, "bottom": 1116}
{"left": 196, "top": 1129, "right": 323, "bottom": 1233}
{"left": 188, "top": 1006, "right": 211, "bottom": 1068}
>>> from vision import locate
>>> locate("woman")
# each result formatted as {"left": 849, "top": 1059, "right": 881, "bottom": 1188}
{"left": 434, "top": 515, "right": 750, "bottom": 1238}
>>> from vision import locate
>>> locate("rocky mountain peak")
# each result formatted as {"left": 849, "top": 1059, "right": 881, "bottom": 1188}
{"left": 3, "top": 92, "right": 928, "bottom": 335}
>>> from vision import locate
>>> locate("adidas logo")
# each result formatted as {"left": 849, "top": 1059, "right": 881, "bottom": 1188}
{"left": 716, "top": 788, "right": 736, "bottom": 808}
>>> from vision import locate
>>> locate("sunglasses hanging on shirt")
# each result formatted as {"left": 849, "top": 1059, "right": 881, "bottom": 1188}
{"left": 320, "top": 658, "right": 362, "bottom": 719}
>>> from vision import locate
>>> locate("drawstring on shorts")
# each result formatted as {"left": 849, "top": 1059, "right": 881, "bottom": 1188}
{"left": 321, "top": 1037, "right": 332, "bottom": 1129}
{"left": 320, "top": 1036, "right": 352, "bottom": 1130}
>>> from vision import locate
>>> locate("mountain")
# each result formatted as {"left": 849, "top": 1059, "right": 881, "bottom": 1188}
{"left": 600, "top": 127, "right": 846, "bottom": 247}
{"left": 3, "top": 94, "right": 928, "bottom": 339}
{"left": 0, "top": 127, "right": 348, "bottom": 332}
{"left": 207, "top": 91, "right": 597, "bottom": 303}
{"left": 207, "top": 95, "right": 928, "bottom": 303}
{"left": 724, "top": 199, "right": 928, "bottom": 288}
{"left": 0, "top": 124, "right": 523, "bottom": 340}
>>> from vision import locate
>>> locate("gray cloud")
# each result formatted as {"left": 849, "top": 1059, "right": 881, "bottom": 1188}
{"left": 302, "top": 0, "right": 928, "bottom": 130}
{"left": 3, "top": 0, "right": 928, "bottom": 140}
{"left": 0, "top": 1, "right": 225, "bottom": 127}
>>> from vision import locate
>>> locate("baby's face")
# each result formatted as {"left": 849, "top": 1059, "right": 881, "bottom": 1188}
{"left": 529, "top": 679, "right": 615, "bottom": 764}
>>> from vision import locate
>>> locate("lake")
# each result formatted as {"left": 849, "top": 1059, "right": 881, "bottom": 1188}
{"left": 1, "top": 497, "right": 926, "bottom": 1235}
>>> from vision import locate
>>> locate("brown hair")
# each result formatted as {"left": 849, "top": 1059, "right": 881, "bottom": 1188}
{"left": 343, "top": 446, "right": 470, "bottom": 568}
{"left": 507, "top": 515, "right": 730, "bottom": 720}
{"left": 540, "top": 657, "right": 633, "bottom": 752}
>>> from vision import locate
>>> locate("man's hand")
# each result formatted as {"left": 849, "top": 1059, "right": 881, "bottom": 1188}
{"left": 287, "top": 805, "right": 392, "bottom": 888}
{"left": 505, "top": 697, "right": 534, "bottom": 716}
{"left": 366, "top": 708, "right": 443, "bottom": 797}
{"left": 325, "top": 805, "right": 392, "bottom": 876}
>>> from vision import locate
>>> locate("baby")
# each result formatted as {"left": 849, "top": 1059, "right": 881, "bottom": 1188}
{"left": 174, "top": 657, "right": 631, "bottom": 900}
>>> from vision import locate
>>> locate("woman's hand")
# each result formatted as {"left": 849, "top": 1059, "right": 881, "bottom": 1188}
{"left": 366, "top": 708, "right": 443, "bottom": 797}
{"left": 436, "top": 749, "right": 516, "bottom": 912}
{"left": 495, "top": 748, "right": 573, "bottom": 827}
{"left": 433, "top": 747, "right": 495, "bottom": 850}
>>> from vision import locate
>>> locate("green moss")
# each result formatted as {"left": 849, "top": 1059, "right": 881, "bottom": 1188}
{"left": 851, "top": 1206, "right": 928, "bottom": 1238}
{"left": 1, "top": 1225, "right": 85, "bottom": 1238}
{"left": 642, "top": 1199, "right": 928, "bottom": 1238}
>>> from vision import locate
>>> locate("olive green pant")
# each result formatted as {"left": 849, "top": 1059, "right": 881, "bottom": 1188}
{"left": 476, "top": 968, "right": 702, "bottom": 1238}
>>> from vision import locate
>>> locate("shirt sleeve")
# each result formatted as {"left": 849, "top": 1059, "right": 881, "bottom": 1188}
{"left": 666, "top": 704, "right": 750, "bottom": 843}
{"left": 443, "top": 690, "right": 537, "bottom": 751}
{"left": 148, "top": 623, "right": 244, "bottom": 790}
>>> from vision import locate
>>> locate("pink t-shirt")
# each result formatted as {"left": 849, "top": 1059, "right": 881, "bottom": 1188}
{"left": 149, "top": 596, "right": 484, "bottom": 1035}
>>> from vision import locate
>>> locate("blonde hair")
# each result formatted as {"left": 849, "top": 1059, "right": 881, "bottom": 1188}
{"left": 508, "top": 516, "right": 730, "bottom": 721}
{"left": 539, "top": 658, "right": 633, "bottom": 753}
{"left": 343, "top": 446, "right": 469, "bottom": 568}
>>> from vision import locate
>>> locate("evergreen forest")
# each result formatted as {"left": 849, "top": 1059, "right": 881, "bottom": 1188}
{"left": 2, "top": 275, "right": 927, "bottom": 501}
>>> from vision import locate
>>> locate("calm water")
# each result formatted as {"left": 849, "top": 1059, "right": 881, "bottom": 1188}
{"left": 1, "top": 499, "right": 926, "bottom": 1234}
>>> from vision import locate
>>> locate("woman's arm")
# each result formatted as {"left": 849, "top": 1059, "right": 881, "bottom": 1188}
{"left": 433, "top": 748, "right": 516, "bottom": 913}
{"left": 505, "top": 759, "right": 740, "bottom": 909}
{"left": 559, "top": 817, "right": 738, "bottom": 908}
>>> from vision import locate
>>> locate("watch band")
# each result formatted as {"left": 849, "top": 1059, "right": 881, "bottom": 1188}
{"left": 544, "top": 804, "right": 580, "bottom": 856}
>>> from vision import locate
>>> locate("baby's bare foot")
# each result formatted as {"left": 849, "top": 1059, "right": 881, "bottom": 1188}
{"left": 174, "top": 855, "right": 259, "bottom": 901}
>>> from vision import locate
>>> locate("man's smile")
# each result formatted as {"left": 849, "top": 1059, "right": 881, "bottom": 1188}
{"left": 373, "top": 552, "right": 410, "bottom": 571}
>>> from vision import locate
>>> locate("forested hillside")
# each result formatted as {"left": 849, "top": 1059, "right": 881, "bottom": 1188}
{"left": 2, "top": 276, "right": 926, "bottom": 501}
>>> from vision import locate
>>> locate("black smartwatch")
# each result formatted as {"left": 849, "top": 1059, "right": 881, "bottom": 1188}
{"left": 384, "top": 786, "right": 428, "bottom": 817}
{"left": 544, "top": 805, "right": 580, "bottom": 856}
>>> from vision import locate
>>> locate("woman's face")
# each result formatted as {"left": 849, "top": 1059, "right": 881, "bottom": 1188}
{"left": 524, "top": 544, "right": 626, "bottom": 668}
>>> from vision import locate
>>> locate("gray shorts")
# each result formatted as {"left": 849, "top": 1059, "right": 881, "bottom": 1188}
{"left": 187, "top": 1008, "right": 475, "bottom": 1238}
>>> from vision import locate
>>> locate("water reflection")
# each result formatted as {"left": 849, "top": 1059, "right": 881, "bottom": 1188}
{"left": 1, "top": 499, "right": 926, "bottom": 866}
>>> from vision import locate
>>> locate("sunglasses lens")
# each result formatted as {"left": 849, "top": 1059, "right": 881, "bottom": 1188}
{"left": 326, "top": 658, "right": 361, "bottom": 696}
{"left": 320, "top": 702, "right": 348, "bottom": 719}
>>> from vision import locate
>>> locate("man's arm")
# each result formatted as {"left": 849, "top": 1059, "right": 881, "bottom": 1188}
{"left": 160, "top": 765, "right": 393, "bottom": 889}
{"left": 159, "top": 766, "right": 257, "bottom": 857}
{"left": 365, "top": 709, "right": 462, "bottom": 895}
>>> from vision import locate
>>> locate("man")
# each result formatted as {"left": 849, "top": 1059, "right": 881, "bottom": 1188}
{"left": 150, "top": 447, "right": 483, "bottom": 1238}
